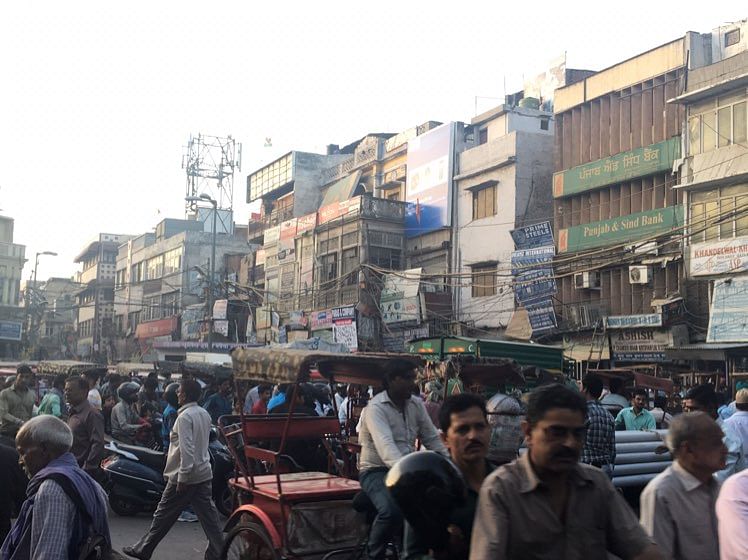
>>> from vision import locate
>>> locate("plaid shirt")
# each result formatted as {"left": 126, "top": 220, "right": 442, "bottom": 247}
{"left": 582, "top": 400, "right": 616, "bottom": 466}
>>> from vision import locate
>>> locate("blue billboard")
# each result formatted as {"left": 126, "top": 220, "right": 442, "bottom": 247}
{"left": 0, "top": 321, "right": 22, "bottom": 341}
{"left": 510, "top": 221, "right": 555, "bottom": 250}
{"left": 708, "top": 278, "right": 748, "bottom": 343}
{"left": 405, "top": 123, "right": 455, "bottom": 237}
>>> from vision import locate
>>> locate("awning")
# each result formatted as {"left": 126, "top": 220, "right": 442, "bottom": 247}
{"left": 665, "top": 343, "right": 748, "bottom": 361}
{"left": 320, "top": 170, "right": 363, "bottom": 207}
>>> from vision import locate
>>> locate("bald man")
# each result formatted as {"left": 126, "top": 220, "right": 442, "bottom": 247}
{"left": 640, "top": 412, "right": 726, "bottom": 560}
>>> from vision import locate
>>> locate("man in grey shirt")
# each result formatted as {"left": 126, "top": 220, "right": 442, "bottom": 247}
{"left": 358, "top": 359, "right": 447, "bottom": 559}
{"left": 0, "top": 366, "right": 35, "bottom": 441}
{"left": 640, "top": 412, "right": 725, "bottom": 560}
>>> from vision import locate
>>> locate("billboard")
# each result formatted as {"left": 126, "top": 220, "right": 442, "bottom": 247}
{"left": 708, "top": 278, "right": 748, "bottom": 342}
{"left": 405, "top": 123, "right": 455, "bottom": 237}
{"left": 690, "top": 236, "right": 748, "bottom": 277}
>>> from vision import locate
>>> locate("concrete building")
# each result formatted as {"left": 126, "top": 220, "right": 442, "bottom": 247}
{"left": 0, "top": 216, "right": 26, "bottom": 357}
{"left": 454, "top": 103, "right": 555, "bottom": 335}
{"left": 666, "top": 20, "right": 748, "bottom": 377}
{"left": 32, "top": 277, "right": 80, "bottom": 359}
{"left": 113, "top": 218, "right": 251, "bottom": 361}
{"left": 74, "top": 233, "right": 133, "bottom": 360}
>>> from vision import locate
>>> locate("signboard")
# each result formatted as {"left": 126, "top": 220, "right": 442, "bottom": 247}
{"left": 135, "top": 316, "right": 178, "bottom": 340}
{"left": 181, "top": 304, "right": 204, "bottom": 340}
{"left": 318, "top": 197, "right": 361, "bottom": 225}
{"left": 708, "top": 278, "right": 748, "bottom": 342}
{"left": 332, "top": 305, "right": 356, "bottom": 321}
{"left": 0, "top": 321, "right": 22, "bottom": 341}
{"left": 511, "top": 246, "right": 557, "bottom": 305}
{"left": 288, "top": 310, "right": 307, "bottom": 328}
{"left": 510, "top": 221, "right": 555, "bottom": 250}
{"left": 333, "top": 321, "right": 358, "bottom": 352}
{"left": 405, "top": 123, "right": 455, "bottom": 237}
{"left": 380, "top": 268, "right": 423, "bottom": 324}
{"left": 525, "top": 298, "right": 557, "bottom": 332}
{"left": 610, "top": 328, "right": 673, "bottom": 362}
{"left": 264, "top": 224, "right": 280, "bottom": 245}
{"left": 212, "top": 299, "right": 228, "bottom": 321}
{"left": 382, "top": 297, "right": 422, "bottom": 325}
{"left": 296, "top": 213, "right": 317, "bottom": 235}
{"left": 310, "top": 310, "right": 333, "bottom": 330}
{"left": 255, "top": 248, "right": 266, "bottom": 266}
{"left": 605, "top": 314, "right": 663, "bottom": 329}
{"left": 553, "top": 137, "right": 681, "bottom": 198}
{"left": 214, "top": 320, "right": 229, "bottom": 337}
{"left": 690, "top": 236, "right": 748, "bottom": 277}
{"left": 558, "top": 205, "right": 685, "bottom": 253}
{"left": 278, "top": 219, "right": 297, "bottom": 263}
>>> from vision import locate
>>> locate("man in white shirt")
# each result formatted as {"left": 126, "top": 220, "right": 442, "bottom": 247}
{"left": 123, "top": 379, "right": 223, "bottom": 560}
{"left": 716, "top": 469, "right": 748, "bottom": 560}
{"left": 723, "top": 388, "right": 748, "bottom": 461}
{"left": 640, "top": 412, "right": 725, "bottom": 560}
{"left": 358, "top": 359, "right": 447, "bottom": 559}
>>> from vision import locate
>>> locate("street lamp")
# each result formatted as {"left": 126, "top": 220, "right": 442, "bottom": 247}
{"left": 186, "top": 193, "right": 218, "bottom": 351}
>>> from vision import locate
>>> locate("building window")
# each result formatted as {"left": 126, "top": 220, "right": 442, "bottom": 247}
{"left": 164, "top": 248, "right": 182, "bottom": 275}
{"left": 690, "top": 184, "right": 748, "bottom": 242}
{"left": 320, "top": 254, "right": 338, "bottom": 283}
{"left": 369, "top": 247, "right": 402, "bottom": 270}
{"left": 341, "top": 248, "right": 359, "bottom": 285}
{"left": 146, "top": 256, "right": 164, "bottom": 280}
{"left": 540, "top": 118, "right": 550, "bottom": 131}
{"left": 473, "top": 184, "right": 497, "bottom": 220}
{"left": 725, "top": 29, "right": 740, "bottom": 47}
{"left": 161, "top": 291, "right": 179, "bottom": 317}
{"left": 688, "top": 90, "right": 747, "bottom": 155}
{"left": 472, "top": 265, "right": 497, "bottom": 297}
{"left": 478, "top": 128, "right": 488, "bottom": 145}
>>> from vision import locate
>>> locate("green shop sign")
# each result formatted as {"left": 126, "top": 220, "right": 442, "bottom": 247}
{"left": 553, "top": 137, "right": 680, "bottom": 198}
{"left": 558, "top": 205, "right": 685, "bottom": 253}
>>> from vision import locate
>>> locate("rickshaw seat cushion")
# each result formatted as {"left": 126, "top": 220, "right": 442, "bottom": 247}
{"left": 240, "top": 415, "right": 341, "bottom": 441}
{"left": 228, "top": 471, "right": 361, "bottom": 501}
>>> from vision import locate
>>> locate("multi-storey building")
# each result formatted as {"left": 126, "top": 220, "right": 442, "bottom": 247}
{"left": 74, "top": 233, "right": 132, "bottom": 360}
{"left": 0, "top": 216, "right": 25, "bottom": 357}
{"left": 113, "top": 218, "right": 251, "bottom": 361}
{"left": 668, "top": 20, "right": 748, "bottom": 377}
{"left": 33, "top": 277, "right": 80, "bottom": 359}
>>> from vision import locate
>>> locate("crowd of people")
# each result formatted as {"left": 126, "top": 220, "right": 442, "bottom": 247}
{"left": 0, "top": 361, "right": 747, "bottom": 559}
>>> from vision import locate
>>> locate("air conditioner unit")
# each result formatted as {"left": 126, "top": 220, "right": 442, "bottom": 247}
{"left": 629, "top": 266, "right": 651, "bottom": 284}
{"left": 574, "top": 271, "right": 601, "bottom": 290}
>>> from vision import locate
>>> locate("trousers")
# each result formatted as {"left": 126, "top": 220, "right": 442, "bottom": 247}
{"left": 130, "top": 479, "right": 224, "bottom": 560}
{"left": 359, "top": 468, "right": 403, "bottom": 559}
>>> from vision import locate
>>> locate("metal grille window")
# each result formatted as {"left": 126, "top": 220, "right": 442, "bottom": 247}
{"left": 320, "top": 254, "right": 338, "bottom": 283}
{"left": 161, "top": 291, "right": 179, "bottom": 317}
{"left": 369, "top": 247, "right": 402, "bottom": 270}
{"left": 690, "top": 184, "right": 748, "bottom": 242}
{"left": 472, "top": 265, "right": 497, "bottom": 297}
{"left": 473, "top": 185, "right": 497, "bottom": 220}
{"left": 688, "top": 90, "right": 747, "bottom": 155}
{"left": 164, "top": 248, "right": 182, "bottom": 275}
{"left": 341, "top": 248, "right": 359, "bottom": 285}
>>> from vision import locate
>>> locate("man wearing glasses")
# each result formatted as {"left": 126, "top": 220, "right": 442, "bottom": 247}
{"left": 470, "top": 383, "right": 663, "bottom": 560}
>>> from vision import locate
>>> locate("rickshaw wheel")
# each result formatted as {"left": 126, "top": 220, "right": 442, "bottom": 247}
{"left": 221, "top": 522, "right": 279, "bottom": 560}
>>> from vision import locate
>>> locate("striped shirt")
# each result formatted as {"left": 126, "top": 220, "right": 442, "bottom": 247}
{"left": 581, "top": 400, "right": 616, "bottom": 467}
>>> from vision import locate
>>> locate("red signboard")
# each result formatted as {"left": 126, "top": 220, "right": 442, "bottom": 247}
{"left": 296, "top": 213, "right": 317, "bottom": 234}
{"left": 135, "top": 316, "right": 179, "bottom": 339}
{"left": 318, "top": 197, "right": 361, "bottom": 225}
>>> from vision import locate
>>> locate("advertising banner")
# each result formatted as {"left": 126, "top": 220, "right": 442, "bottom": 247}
{"left": 690, "top": 236, "right": 748, "bottom": 277}
{"left": 380, "top": 268, "right": 422, "bottom": 324}
{"left": 212, "top": 299, "right": 228, "bottom": 320}
{"left": 263, "top": 224, "right": 280, "bottom": 245}
{"left": 525, "top": 298, "right": 557, "bottom": 332}
{"left": 181, "top": 305, "right": 204, "bottom": 340}
{"left": 558, "top": 205, "right": 685, "bottom": 253}
{"left": 405, "top": 123, "right": 455, "bottom": 237}
{"left": 708, "top": 278, "right": 748, "bottom": 342}
{"left": 510, "top": 221, "right": 555, "bottom": 250}
{"left": 0, "top": 321, "right": 22, "bottom": 341}
{"left": 318, "top": 197, "right": 361, "bottom": 225}
{"left": 512, "top": 246, "right": 556, "bottom": 305}
{"left": 553, "top": 137, "right": 681, "bottom": 198}
{"left": 333, "top": 321, "right": 358, "bottom": 352}
{"left": 278, "top": 219, "right": 298, "bottom": 263}
{"left": 605, "top": 314, "right": 663, "bottom": 329}
{"left": 296, "top": 213, "right": 317, "bottom": 235}
{"left": 310, "top": 310, "right": 333, "bottom": 330}
{"left": 332, "top": 305, "right": 356, "bottom": 322}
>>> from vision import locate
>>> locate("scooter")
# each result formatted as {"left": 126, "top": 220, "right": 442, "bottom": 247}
{"left": 102, "top": 427, "right": 234, "bottom": 517}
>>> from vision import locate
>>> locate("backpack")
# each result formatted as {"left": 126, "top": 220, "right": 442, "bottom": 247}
{"left": 45, "top": 473, "right": 113, "bottom": 560}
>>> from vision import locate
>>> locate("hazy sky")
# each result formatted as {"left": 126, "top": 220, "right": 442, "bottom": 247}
{"left": 1, "top": 1, "right": 745, "bottom": 280}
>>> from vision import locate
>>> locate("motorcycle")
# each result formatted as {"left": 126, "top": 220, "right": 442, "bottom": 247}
{"left": 102, "top": 427, "right": 234, "bottom": 517}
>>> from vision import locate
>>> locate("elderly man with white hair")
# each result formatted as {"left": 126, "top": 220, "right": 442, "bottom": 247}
{"left": 0, "top": 415, "right": 110, "bottom": 560}
{"left": 639, "top": 412, "right": 726, "bottom": 560}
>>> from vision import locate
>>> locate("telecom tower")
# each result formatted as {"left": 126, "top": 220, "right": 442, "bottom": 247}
{"left": 182, "top": 133, "right": 242, "bottom": 234}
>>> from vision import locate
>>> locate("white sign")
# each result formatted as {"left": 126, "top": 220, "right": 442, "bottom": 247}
{"left": 382, "top": 296, "right": 421, "bottom": 325}
{"left": 333, "top": 320, "right": 358, "bottom": 352}
{"left": 690, "top": 236, "right": 748, "bottom": 277}
{"left": 214, "top": 319, "right": 229, "bottom": 337}
{"left": 605, "top": 314, "right": 663, "bottom": 329}
{"left": 213, "top": 299, "right": 228, "bottom": 320}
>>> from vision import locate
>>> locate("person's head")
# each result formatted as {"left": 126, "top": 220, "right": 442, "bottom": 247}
{"left": 16, "top": 415, "right": 73, "bottom": 477}
{"left": 163, "top": 383, "right": 179, "bottom": 408}
{"left": 109, "top": 373, "right": 123, "bottom": 388}
{"left": 336, "top": 384, "right": 347, "bottom": 397}
{"left": 631, "top": 388, "right": 648, "bottom": 413}
{"left": 178, "top": 379, "right": 202, "bottom": 407}
{"left": 258, "top": 384, "right": 272, "bottom": 403}
{"left": 735, "top": 389, "right": 748, "bottom": 412}
{"left": 82, "top": 369, "right": 101, "bottom": 389}
{"left": 219, "top": 379, "right": 232, "bottom": 396}
{"left": 654, "top": 395, "right": 668, "bottom": 410}
{"left": 439, "top": 393, "right": 489, "bottom": 466}
{"left": 666, "top": 412, "right": 727, "bottom": 480}
{"left": 15, "top": 366, "right": 34, "bottom": 391}
{"left": 683, "top": 384, "right": 718, "bottom": 418}
{"left": 140, "top": 402, "right": 155, "bottom": 419}
{"left": 383, "top": 359, "right": 418, "bottom": 402}
{"left": 117, "top": 381, "right": 140, "bottom": 404}
{"left": 523, "top": 384, "right": 588, "bottom": 474}
{"left": 64, "top": 376, "right": 89, "bottom": 407}
{"left": 608, "top": 377, "right": 624, "bottom": 396}
{"left": 52, "top": 374, "right": 66, "bottom": 392}
{"left": 143, "top": 377, "right": 159, "bottom": 394}
{"left": 581, "top": 374, "right": 603, "bottom": 401}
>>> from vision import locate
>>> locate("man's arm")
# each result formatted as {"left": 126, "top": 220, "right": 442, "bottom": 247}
{"left": 638, "top": 484, "right": 675, "bottom": 559}
{"left": 414, "top": 399, "right": 448, "bottom": 456}
{"left": 469, "top": 478, "right": 508, "bottom": 560}
{"left": 30, "top": 480, "right": 76, "bottom": 560}
{"left": 113, "top": 404, "right": 141, "bottom": 432}
{"left": 365, "top": 404, "right": 406, "bottom": 467}
{"left": 84, "top": 410, "right": 106, "bottom": 472}
{"left": 177, "top": 415, "right": 196, "bottom": 483}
